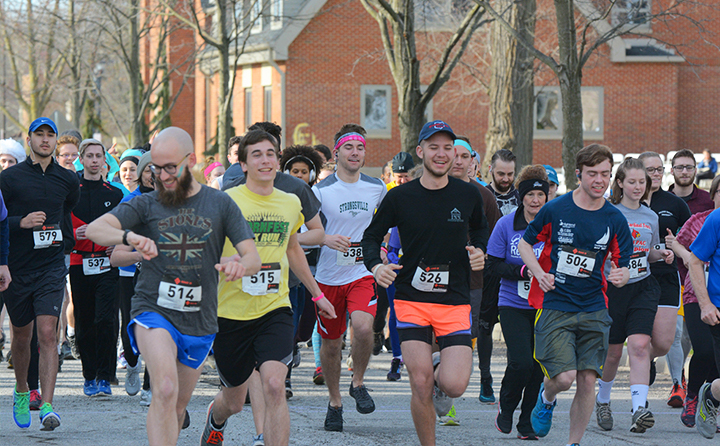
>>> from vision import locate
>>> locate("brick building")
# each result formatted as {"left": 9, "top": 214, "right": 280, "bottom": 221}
{"left": 151, "top": 0, "right": 720, "bottom": 169}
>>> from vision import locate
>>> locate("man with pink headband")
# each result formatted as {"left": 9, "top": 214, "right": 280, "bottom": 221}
{"left": 312, "top": 123, "right": 386, "bottom": 432}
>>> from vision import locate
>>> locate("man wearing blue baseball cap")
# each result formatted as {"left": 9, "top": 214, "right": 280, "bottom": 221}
{"left": 363, "top": 120, "right": 489, "bottom": 445}
{"left": 0, "top": 117, "right": 79, "bottom": 430}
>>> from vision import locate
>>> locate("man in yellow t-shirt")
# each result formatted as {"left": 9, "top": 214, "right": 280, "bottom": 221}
{"left": 200, "top": 130, "right": 336, "bottom": 446}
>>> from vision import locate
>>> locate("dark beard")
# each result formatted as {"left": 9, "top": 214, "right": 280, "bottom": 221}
{"left": 675, "top": 175, "right": 695, "bottom": 187}
{"left": 156, "top": 168, "right": 193, "bottom": 206}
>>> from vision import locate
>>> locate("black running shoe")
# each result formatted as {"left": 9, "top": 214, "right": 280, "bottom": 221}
{"left": 372, "top": 332, "right": 384, "bottom": 356}
{"left": 324, "top": 404, "right": 343, "bottom": 432}
{"left": 349, "top": 383, "right": 375, "bottom": 414}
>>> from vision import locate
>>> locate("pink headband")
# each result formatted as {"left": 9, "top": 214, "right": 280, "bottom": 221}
{"left": 334, "top": 132, "right": 366, "bottom": 151}
{"left": 204, "top": 162, "right": 223, "bottom": 178}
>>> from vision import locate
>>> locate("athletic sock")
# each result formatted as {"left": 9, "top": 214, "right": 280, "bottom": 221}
{"left": 542, "top": 390, "right": 556, "bottom": 405}
{"left": 597, "top": 378, "right": 614, "bottom": 404}
{"left": 630, "top": 384, "right": 649, "bottom": 412}
{"left": 210, "top": 414, "right": 226, "bottom": 430}
{"left": 394, "top": 355, "right": 403, "bottom": 362}
{"left": 67, "top": 326, "right": 75, "bottom": 337}
{"left": 704, "top": 384, "right": 720, "bottom": 407}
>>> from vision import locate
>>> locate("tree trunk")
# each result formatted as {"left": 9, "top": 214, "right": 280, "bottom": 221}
{"left": 215, "top": 0, "right": 232, "bottom": 167}
{"left": 397, "top": 82, "right": 424, "bottom": 157}
{"left": 483, "top": 0, "right": 536, "bottom": 179}
{"left": 129, "top": 0, "right": 144, "bottom": 146}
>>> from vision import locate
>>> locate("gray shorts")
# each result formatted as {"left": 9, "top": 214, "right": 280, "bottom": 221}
{"left": 533, "top": 308, "right": 612, "bottom": 379}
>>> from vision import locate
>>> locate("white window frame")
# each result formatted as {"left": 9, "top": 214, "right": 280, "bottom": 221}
{"left": 270, "top": 0, "right": 283, "bottom": 30}
{"left": 250, "top": 0, "right": 263, "bottom": 34}
{"left": 534, "top": 86, "right": 604, "bottom": 140}
{"left": 360, "top": 85, "right": 392, "bottom": 139}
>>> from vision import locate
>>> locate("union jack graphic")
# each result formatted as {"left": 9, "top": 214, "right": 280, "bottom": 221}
{"left": 158, "top": 230, "right": 210, "bottom": 264}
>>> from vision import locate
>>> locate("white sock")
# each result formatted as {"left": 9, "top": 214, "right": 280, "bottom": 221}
{"left": 630, "top": 384, "right": 649, "bottom": 412}
{"left": 542, "top": 390, "right": 556, "bottom": 405}
{"left": 67, "top": 326, "right": 75, "bottom": 337}
{"left": 597, "top": 378, "right": 614, "bottom": 404}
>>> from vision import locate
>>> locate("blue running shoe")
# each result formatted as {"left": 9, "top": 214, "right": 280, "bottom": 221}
{"left": 13, "top": 386, "right": 31, "bottom": 428}
{"left": 97, "top": 379, "right": 112, "bottom": 396}
{"left": 531, "top": 383, "right": 556, "bottom": 437}
{"left": 84, "top": 379, "right": 99, "bottom": 397}
{"left": 39, "top": 402, "right": 61, "bottom": 431}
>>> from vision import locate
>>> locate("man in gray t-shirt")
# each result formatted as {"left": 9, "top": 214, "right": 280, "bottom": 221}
{"left": 86, "top": 128, "right": 260, "bottom": 445}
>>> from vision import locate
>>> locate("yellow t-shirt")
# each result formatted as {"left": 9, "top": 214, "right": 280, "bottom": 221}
{"left": 386, "top": 181, "right": 397, "bottom": 191}
{"left": 218, "top": 185, "right": 304, "bottom": 320}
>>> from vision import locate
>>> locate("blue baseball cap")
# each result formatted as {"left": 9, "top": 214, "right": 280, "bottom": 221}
{"left": 418, "top": 120, "right": 456, "bottom": 144}
{"left": 28, "top": 117, "right": 58, "bottom": 135}
{"left": 544, "top": 165, "right": 559, "bottom": 185}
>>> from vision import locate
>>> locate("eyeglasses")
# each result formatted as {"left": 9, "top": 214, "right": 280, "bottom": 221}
{"left": 646, "top": 167, "right": 664, "bottom": 174}
{"left": 150, "top": 153, "right": 190, "bottom": 176}
{"left": 672, "top": 165, "right": 696, "bottom": 172}
{"left": 57, "top": 153, "right": 78, "bottom": 159}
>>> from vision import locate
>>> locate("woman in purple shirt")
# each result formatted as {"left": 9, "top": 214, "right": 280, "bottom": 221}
{"left": 487, "top": 165, "right": 549, "bottom": 440}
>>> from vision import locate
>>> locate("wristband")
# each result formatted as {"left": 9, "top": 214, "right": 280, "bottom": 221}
{"left": 380, "top": 247, "right": 388, "bottom": 254}
{"left": 520, "top": 265, "right": 526, "bottom": 278}
{"left": 372, "top": 264, "right": 382, "bottom": 279}
{"left": 122, "top": 229, "right": 131, "bottom": 246}
{"left": 312, "top": 292, "right": 325, "bottom": 303}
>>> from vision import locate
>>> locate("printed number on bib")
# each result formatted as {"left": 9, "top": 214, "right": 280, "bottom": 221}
{"left": 337, "top": 242, "right": 363, "bottom": 266}
{"left": 82, "top": 253, "right": 111, "bottom": 275}
{"left": 556, "top": 246, "right": 596, "bottom": 278}
{"left": 518, "top": 280, "right": 531, "bottom": 300}
{"left": 242, "top": 262, "right": 281, "bottom": 295}
{"left": 628, "top": 252, "right": 648, "bottom": 279}
{"left": 33, "top": 224, "right": 62, "bottom": 249}
{"left": 411, "top": 261, "right": 449, "bottom": 293}
{"left": 157, "top": 275, "right": 202, "bottom": 312}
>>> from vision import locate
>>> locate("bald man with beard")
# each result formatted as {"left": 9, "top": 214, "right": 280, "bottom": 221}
{"left": 85, "top": 127, "right": 261, "bottom": 445}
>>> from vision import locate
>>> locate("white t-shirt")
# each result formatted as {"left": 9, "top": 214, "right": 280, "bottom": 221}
{"left": 313, "top": 173, "right": 386, "bottom": 286}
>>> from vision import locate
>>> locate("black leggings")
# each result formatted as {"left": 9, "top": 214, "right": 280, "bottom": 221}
{"left": 373, "top": 285, "right": 390, "bottom": 334}
{"left": 686, "top": 302, "right": 720, "bottom": 395}
{"left": 118, "top": 276, "right": 138, "bottom": 368}
{"left": 498, "top": 307, "right": 544, "bottom": 431}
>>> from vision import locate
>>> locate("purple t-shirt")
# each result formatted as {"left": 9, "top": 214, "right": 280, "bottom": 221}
{"left": 487, "top": 210, "right": 544, "bottom": 310}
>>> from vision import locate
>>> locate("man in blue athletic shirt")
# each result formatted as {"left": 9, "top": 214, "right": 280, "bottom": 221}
{"left": 518, "top": 144, "right": 633, "bottom": 446}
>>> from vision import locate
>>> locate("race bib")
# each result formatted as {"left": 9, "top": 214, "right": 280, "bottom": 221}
{"left": 82, "top": 253, "right": 111, "bottom": 275}
{"left": 33, "top": 224, "right": 62, "bottom": 249}
{"left": 628, "top": 252, "right": 648, "bottom": 279}
{"left": 518, "top": 280, "right": 531, "bottom": 299}
{"left": 242, "top": 262, "right": 281, "bottom": 295}
{"left": 556, "top": 246, "right": 596, "bottom": 278}
{"left": 336, "top": 242, "right": 363, "bottom": 266}
{"left": 411, "top": 262, "right": 449, "bottom": 293}
{"left": 157, "top": 275, "right": 202, "bottom": 312}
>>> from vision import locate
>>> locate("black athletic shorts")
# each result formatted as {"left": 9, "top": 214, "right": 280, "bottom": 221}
{"left": 607, "top": 275, "right": 660, "bottom": 344}
{"left": 213, "top": 307, "right": 294, "bottom": 388}
{"left": 655, "top": 271, "right": 681, "bottom": 308}
{"left": 4, "top": 266, "right": 66, "bottom": 327}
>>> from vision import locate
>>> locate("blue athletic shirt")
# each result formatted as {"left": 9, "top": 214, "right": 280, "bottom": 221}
{"left": 690, "top": 208, "right": 720, "bottom": 307}
{"left": 523, "top": 192, "right": 633, "bottom": 312}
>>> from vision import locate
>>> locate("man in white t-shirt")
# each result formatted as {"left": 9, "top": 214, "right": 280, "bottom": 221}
{"left": 312, "top": 123, "right": 386, "bottom": 432}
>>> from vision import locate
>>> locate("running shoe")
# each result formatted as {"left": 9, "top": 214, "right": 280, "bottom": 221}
{"left": 479, "top": 377, "right": 495, "bottom": 404}
{"left": 494, "top": 404, "right": 512, "bottom": 434}
{"left": 182, "top": 409, "right": 190, "bottom": 429}
{"left": 431, "top": 352, "right": 453, "bottom": 417}
{"left": 697, "top": 382, "right": 718, "bottom": 439}
{"left": 347, "top": 354, "right": 353, "bottom": 371}
{"left": 251, "top": 433, "right": 264, "bottom": 446}
{"left": 201, "top": 401, "right": 225, "bottom": 445}
{"left": 387, "top": 357, "right": 403, "bottom": 381}
{"left": 516, "top": 429, "right": 538, "bottom": 440}
{"left": 84, "top": 379, "right": 99, "bottom": 397}
{"left": 39, "top": 402, "right": 60, "bottom": 431}
{"left": 682, "top": 392, "right": 698, "bottom": 428}
{"left": 349, "top": 383, "right": 375, "bottom": 414}
{"left": 140, "top": 389, "right": 152, "bottom": 406}
{"left": 530, "top": 384, "right": 555, "bottom": 437}
{"left": 117, "top": 352, "right": 128, "bottom": 369}
{"left": 372, "top": 332, "right": 384, "bottom": 356}
{"left": 324, "top": 404, "right": 343, "bottom": 432}
{"left": 668, "top": 381, "right": 686, "bottom": 408}
{"left": 438, "top": 405, "right": 460, "bottom": 426}
{"left": 68, "top": 334, "right": 80, "bottom": 360}
{"left": 313, "top": 366, "right": 325, "bottom": 385}
{"left": 285, "top": 379, "right": 293, "bottom": 400}
{"left": 97, "top": 379, "right": 112, "bottom": 396}
{"left": 29, "top": 389, "right": 42, "bottom": 411}
{"left": 60, "top": 341, "right": 73, "bottom": 360}
{"left": 13, "top": 386, "right": 31, "bottom": 428}
{"left": 595, "top": 399, "right": 613, "bottom": 431}
{"left": 126, "top": 361, "right": 142, "bottom": 396}
{"left": 649, "top": 359, "right": 656, "bottom": 386}
{"left": 630, "top": 406, "right": 654, "bottom": 433}
{"left": 291, "top": 344, "right": 301, "bottom": 368}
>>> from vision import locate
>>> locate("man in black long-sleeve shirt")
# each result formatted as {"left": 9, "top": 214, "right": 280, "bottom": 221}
{"left": 0, "top": 117, "right": 80, "bottom": 431}
{"left": 362, "top": 120, "right": 488, "bottom": 446}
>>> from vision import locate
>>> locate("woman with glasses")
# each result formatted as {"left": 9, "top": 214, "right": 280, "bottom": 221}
{"left": 56, "top": 135, "right": 80, "bottom": 172}
{"left": 638, "top": 152, "right": 691, "bottom": 390}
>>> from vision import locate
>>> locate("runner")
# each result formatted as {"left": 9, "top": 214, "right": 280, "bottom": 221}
{"left": 671, "top": 175, "right": 720, "bottom": 429}
{"left": 200, "top": 129, "right": 336, "bottom": 446}
{"left": 69, "top": 139, "right": 124, "bottom": 397}
{"left": 543, "top": 165, "right": 559, "bottom": 200}
{"left": 313, "top": 123, "right": 386, "bottom": 432}
{"left": 519, "top": 143, "right": 633, "bottom": 446}
{"left": 488, "top": 165, "right": 548, "bottom": 440}
{"left": 594, "top": 158, "right": 673, "bottom": 433}
{"left": 487, "top": 149, "right": 520, "bottom": 216}
{"left": 0, "top": 138, "right": 26, "bottom": 170}
{"left": 363, "top": 120, "right": 489, "bottom": 446}
{"left": 638, "top": 152, "right": 691, "bottom": 385}
{"left": 84, "top": 127, "right": 261, "bottom": 445}
{"left": 203, "top": 157, "right": 225, "bottom": 187}
{"left": 1, "top": 117, "right": 80, "bottom": 430}
{"left": 55, "top": 135, "right": 80, "bottom": 172}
